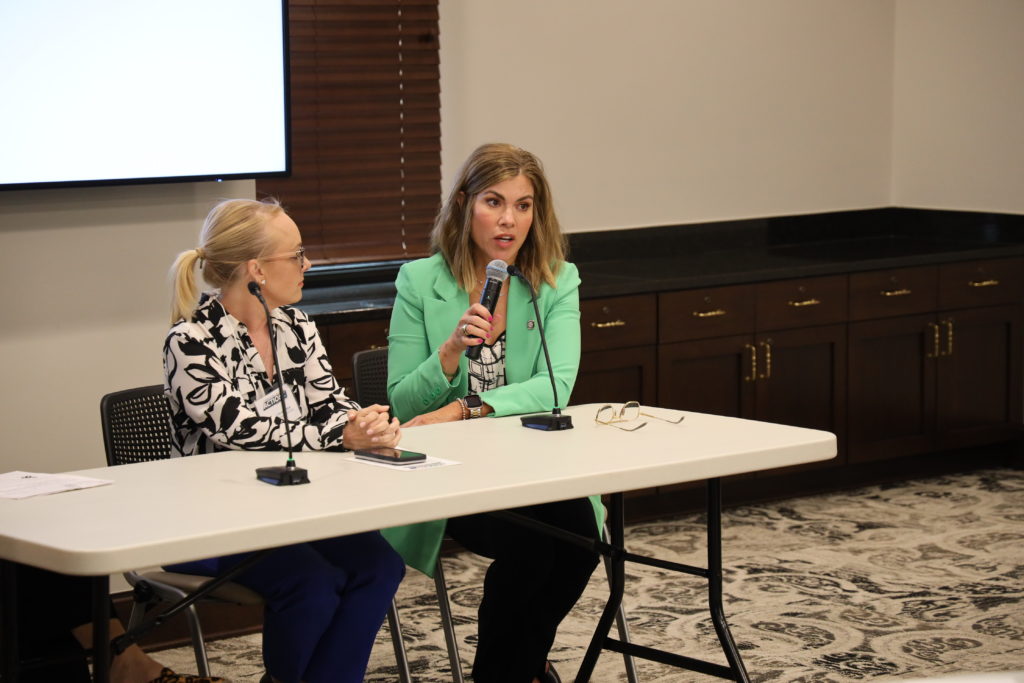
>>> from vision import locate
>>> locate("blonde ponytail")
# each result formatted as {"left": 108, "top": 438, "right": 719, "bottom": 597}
{"left": 169, "top": 249, "right": 203, "bottom": 324}
{"left": 168, "top": 198, "right": 281, "bottom": 324}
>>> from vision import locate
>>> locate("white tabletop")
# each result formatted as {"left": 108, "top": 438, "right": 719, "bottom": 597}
{"left": 0, "top": 405, "right": 835, "bottom": 576}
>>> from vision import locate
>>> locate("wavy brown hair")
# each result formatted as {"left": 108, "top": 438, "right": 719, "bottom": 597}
{"left": 430, "top": 143, "right": 566, "bottom": 291}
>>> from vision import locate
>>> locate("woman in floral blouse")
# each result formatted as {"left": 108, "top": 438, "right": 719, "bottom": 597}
{"left": 163, "top": 198, "right": 403, "bottom": 683}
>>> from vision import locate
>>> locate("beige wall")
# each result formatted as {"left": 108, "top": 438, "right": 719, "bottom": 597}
{"left": 892, "top": 0, "right": 1024, "bottom": 212}
{"left": 0, "top": 181, "right": 253, "bottom": 472}
{"left": 439, "top": 0, "right": 896, "bottom": 231}
{"left": 1, "top": 1, "right": 1022, "bottom": 475}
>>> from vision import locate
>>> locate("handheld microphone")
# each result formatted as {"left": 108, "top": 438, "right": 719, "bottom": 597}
{"left": 248, "top": 281, "right": 311, "bottom": 486}
{"left": 505, "top": 264, "right": 573, "bottom": 431}
{"left": 465, "top": 259, "right": 510, "bottom": 360}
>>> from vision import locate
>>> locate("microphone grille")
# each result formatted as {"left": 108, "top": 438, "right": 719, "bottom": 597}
{"left": 486, "top": 259, "right": 510, "bottom": 282}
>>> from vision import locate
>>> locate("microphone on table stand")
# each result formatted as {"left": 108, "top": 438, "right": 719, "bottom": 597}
{"left": 506, "top": 264, "right": 573, "bottom": 431}
{"left": 248, "top": 281, "right": 310, "bottom": 485}
{"left": 465, "top": 259, "right": 510, "bottom": 360}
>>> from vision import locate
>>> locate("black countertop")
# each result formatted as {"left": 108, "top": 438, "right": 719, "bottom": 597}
{"left": 299, "top": 208, "right": 1024, "bottom": 325}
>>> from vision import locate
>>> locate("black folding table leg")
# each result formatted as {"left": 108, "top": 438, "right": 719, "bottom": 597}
{"left": 1, "top": 560, "right": 19, "bottom": 682}
{"left": 706, "top": 478, "right": 749, "bottom": 682}
{"left": 92, "top": 575, "right": 111, "bottom": 683}
{"left": 575, "top": 492, "right": 625, "bottom": 682}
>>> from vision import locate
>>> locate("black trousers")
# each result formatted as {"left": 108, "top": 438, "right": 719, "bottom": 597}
{"left": 446, "top": 497, "right": 600, "bottom": 683}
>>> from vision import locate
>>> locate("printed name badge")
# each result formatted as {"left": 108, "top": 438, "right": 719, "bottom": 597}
{"left": 256, "top": 383, "right": 301, "bottom": 419}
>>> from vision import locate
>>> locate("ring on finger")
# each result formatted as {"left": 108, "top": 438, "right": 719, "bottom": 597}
{"left": 460, "top": 323, "right": 469, "bottom": 335}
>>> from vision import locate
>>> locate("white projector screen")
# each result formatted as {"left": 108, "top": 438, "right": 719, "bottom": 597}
{"left": 0, "top": 0, "right": 289, "bottom": 190}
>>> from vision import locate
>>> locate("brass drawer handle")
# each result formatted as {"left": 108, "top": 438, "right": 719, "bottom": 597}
{"left": 743, "top": 343, "right": 757, "bottom": 382}
{"left": 967, "top": 278, "right": 999, "bottom": 288}
{"left": 693, "top": 309, "right": 726, "bottom": 318}
{"left": 787, "top": 298, "right": 820, "bottom": 308}
{"left": 881, "top": 288, "right": 912, "bottom": 297}
{"left": 758, "top": 340, "right": 772, "bottom": 379}
{"left": 942, "top": 318, "right": 954, "bottom": 357}
{"left": 925, "top": 322, "right": 939, "bottom": 358}
{"left": 590, "top": 320, "right": 626, "bottom": 329}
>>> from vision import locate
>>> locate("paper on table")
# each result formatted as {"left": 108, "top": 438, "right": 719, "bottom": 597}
{"left": 0, "top": 471, "right": 113, "bottom": 499}
{"left": 346, "top": 456, "right": 460, "bottom": 471}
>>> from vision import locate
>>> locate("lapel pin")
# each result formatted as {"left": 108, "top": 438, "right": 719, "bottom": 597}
{"left": 527, "top": 320, "right": 536, "bottom": 330}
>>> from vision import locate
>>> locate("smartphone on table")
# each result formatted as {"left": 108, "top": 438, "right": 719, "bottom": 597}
{"left": 354, "top": 446, "right": 427, "bottom": 466}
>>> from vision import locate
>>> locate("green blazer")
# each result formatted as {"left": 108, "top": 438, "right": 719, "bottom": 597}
{"left": 381, "top": 253, "right": 603, "bottom": 575}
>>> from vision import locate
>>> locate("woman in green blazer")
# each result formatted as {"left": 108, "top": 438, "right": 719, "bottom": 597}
{"left": 385, "top": 143, "right": 601, "bottom": 683}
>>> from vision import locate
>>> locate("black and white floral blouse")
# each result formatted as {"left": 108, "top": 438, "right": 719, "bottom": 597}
{"left": 163, "top": 292, "right": 358, "bottom": 457}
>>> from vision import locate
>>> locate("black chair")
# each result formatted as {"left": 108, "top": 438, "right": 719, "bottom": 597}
{"left": 100, "top": 385, "right": 262, "bottom": 677}
{"left": 100, "top": 384, "right": 412, "bottom": 682}
{"left": 351, "top": 348, "right": 433, "bottom": 680}
{"left": 352, "top": 346, "right": 391, "bottom": 408}
{"left": 350, "top": 347, "right": 639, "bottom": 683}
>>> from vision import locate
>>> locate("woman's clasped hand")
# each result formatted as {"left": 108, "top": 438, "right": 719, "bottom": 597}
{"left": 342, "top": 404, "right": 401, "bottom": 449}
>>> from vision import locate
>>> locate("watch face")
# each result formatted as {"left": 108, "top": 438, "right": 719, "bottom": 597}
{"left": 465, "top": 394, "right": 483, "bottom": 408}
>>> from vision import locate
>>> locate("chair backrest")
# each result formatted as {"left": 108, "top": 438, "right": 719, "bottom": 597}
{"left": 351, "top": 347, "right": 389, "bottom": 407}
{"left": 99, "top": 385, "right": 174, "bottom": 466}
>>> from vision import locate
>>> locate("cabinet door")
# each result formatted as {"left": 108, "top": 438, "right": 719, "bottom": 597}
{"left": 658, "top": 334, "right": 755, "bottom": 418}
{"left": 848, "top": 314, "right": 937, "bottom": 462}
{"left": 753, "top": 324, "right": 847, "bottom": 470}
{"left": 935, "top": 305, "right": 1023, "bottom": 449}
{"left": 574, "top": 346, "right": 657, "bottom": 407}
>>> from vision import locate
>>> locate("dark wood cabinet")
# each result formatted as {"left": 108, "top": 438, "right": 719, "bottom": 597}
{"left": 658, "top": 276, "right": 848, "bottom": 477}
{"left": 573, "top": 346, "right": 657, "bottom": 408}
{"left": 847, "top": 259, "right": 1023, "bottom": 463}
{"left": 752, "top": 324, "right": 847, "bottom": 471}
{"left": 935, "top": 304, "right": 1022, "bottom": 449}
{"left": 933, "top": 258, "right": 1023, "bottom": 449}
{"left": 658, "top": 279, "right": 847, "bottom": 431}
{"left": 848, "top": 313, "right": 938, "bottom": 462}
{"left": 574, "top": 294, "right": 657, "bottom": 406}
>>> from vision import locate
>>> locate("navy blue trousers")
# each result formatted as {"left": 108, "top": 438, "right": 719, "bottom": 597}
{"left": 168, "top": 531, "right": 404, "bottom": 683}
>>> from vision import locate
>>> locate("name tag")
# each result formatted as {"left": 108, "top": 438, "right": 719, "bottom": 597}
{"left": 256, "top": 383, "right": 301, "bottom": 420}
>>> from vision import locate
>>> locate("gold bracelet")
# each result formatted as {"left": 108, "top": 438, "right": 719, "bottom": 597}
{"left": 456, "top": 397, "right": 468, "bottom": 420}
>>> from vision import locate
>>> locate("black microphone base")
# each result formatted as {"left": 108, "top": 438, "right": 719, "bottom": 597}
{"left": 520, "top": 413, "right": 574, "bottom": 431}
{"left": 256, "top": 465, "right": 310, "bottom": 486}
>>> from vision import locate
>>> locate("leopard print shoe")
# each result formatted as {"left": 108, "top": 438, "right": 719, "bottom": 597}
{"left": 145, "top": 668, "right": 227, "bottom": 683}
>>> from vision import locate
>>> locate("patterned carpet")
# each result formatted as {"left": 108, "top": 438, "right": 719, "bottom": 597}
{"left": 155, "top": 467, "right": 1024, "bottom": 682}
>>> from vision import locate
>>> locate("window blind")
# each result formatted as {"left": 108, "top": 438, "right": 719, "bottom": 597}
{"left": 257, "top": 0, "right": 441, "bottom": 265}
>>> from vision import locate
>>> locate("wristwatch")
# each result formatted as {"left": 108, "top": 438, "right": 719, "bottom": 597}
{"left": 464, "top": 393, "right": 483, "bottom": 419}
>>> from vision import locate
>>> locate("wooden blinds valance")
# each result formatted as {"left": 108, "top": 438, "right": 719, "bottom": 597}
{"left": 257, "top": 0, "right": 441, "bottom": 265}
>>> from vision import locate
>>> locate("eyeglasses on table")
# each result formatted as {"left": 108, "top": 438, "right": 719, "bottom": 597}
{"left": 594, "top": 401, "right": 685, "bottom": 431}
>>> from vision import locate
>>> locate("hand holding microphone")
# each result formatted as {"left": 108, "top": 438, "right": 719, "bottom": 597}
{"left": 438, "top": 259, "right": 509, "bottom": 379}
{"left": 451, "top": 303, "right": 498, "bottom": 350}
{"left": 464, "top": 259, "right": 509, "bottom": 360}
